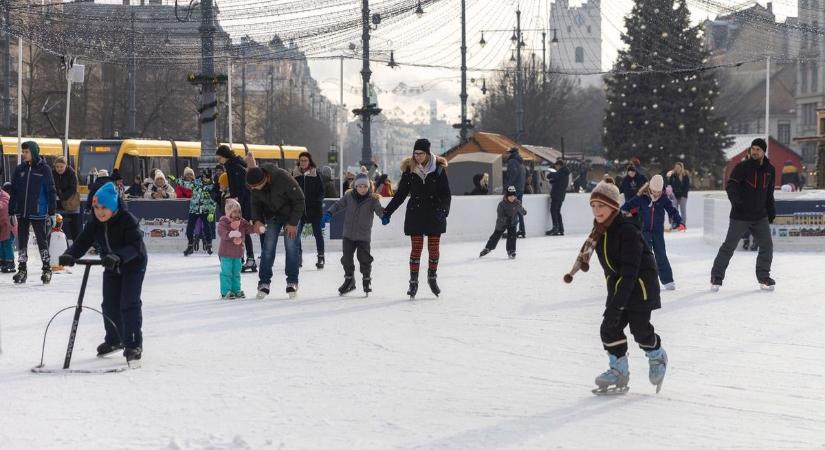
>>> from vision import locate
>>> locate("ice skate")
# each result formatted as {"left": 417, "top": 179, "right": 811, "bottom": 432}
{"left": 710, "top": 277, "right": 722, "bottom": 292}
{"left": 286, "top": 283, "right": 298, "bottom": 299}
{"left": 427, "top": 269, "right": 441, "bottom": 297}
{"left": 1, "top": 261, "right": 15, "bottom": 273}
{"left": 338, "top": 276, "right": 356, "bottom": 296}
{"left": 407, "top": 273, "right": 419, "bottom": 299}
{"left": 508, "top": 252, "right": 516, "bottom": 259}
{"left": 41, "top": 263, "right": 52, "bottom": 285}
{"left": 183, "top": 243, "right": 194, "bottom": 256}
{"left": 758, "top": 277, "right": 776, "bottom": 291}
{"left": 645, "top": 347, "right": 668, "bottom": 393}
{"left": 479, "top": 248, "right": 491, "bottom": 258}
{"left": 593, "top": 354, "right": 630, "bottom": 395}
{"left": 96, "top": 341, "right": 124, "bottom": 357}
{"left": 316, "top": 254, "right": 325, "bottom": 269}
{"left": 741, "top": 239, "right": 750, "bottom": 250}
{"left": 192, "top": 239, "right": 199, "bottom": 252}
{"left": 124, "top": 347, "right": 142, "bottom": 368}
{"left": 221, "top": 292, "right": 237, "bottom": 300}
{"left": 256, "top": 282, "right": 270, "bottom": 299}
{"left": 13, "top": 262, "right": 27, "bottom": 284}
{"left": 204, "top": 242, "right": 213, "bottom": 255}
{"left": 544, "top": 228, "right": 558, "bottom": 236}
{"left": 363, "top": 277, "right": 372, "bottom": 296}
{"left": 242, "top": 258, "right": 258, "bottom": 273}
{"left": 663, "top": 282, "right": 676, "bottom": 291}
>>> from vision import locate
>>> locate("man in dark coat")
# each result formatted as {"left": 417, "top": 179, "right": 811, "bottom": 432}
{"left": 216, "top": 145, "right": 257, "bottom": 272}
{"left": 8, "top": 141, "right": 57, "bottom": 284}
{"left": 711, "top": 138, "right": 776, "bottom": 291}
{"left": 619, "top": 165, "right": 647, "bottom": 202}
{"left": 505, "top": 147, "right": 527, "bottom": 237}
{"left": 546, "top": 158, "right": 570, "bottom": 236}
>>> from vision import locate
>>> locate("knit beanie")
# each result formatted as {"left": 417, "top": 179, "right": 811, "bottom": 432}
{"left": 506, "top": 185, "right": 517, "bottom": 195}
{"left": 92, "top": 182, "right": 119, "bottom": 213}
{"left": 183, "top": 167, "right": 195, "bottom": 179}
{"left": 589, "top": 177, "right": 621, "bottom": 210}
{"left": 216, "top": 145, "right": 234, "bottom": 159}
{"left": 649, "top": 174, "right": 664, "bottom": 192}
{"left": 751, "top": 138, "right": 767, "bottom": 152}
{"left": 353, "top": 173, "right": 370, "bottom": 187}
{"left": 413, "top": 138, "right": 431, "bottom": 154}
{"left": 246, "top": 167, "right": 266, "bottom": 186}
{"left": 225, "top": 198, "right": 241, "bottom": 216}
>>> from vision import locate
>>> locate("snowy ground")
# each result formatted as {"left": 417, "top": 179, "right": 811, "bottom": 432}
{"left": 1, "top": 230, "right": 824, "bottom": 449}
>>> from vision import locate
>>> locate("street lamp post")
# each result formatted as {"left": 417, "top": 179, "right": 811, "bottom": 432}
{"left": 352, "top": 0, "right": 382, "bottom": 168}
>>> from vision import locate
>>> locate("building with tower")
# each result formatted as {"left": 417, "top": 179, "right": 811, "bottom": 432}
{"left": 549, "top": 0, "right": 602, "bottom": 89}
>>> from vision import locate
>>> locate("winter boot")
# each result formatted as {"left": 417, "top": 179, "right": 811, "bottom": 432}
{"left": 242, "top": 258, "right": 258, "bottom": 273}
{"left": 338, "top": 276, "right": 356, "bottom": 295}
{"left": 316, "top": 254, "right": 325, "bottom": 269}
{"left": 407, "top": 272, "right": 419, "bottom": 298}
{"left": 363, "top": 277, "right": 372, "bottom": 295}
{"left": 41, "top": 263, "right": 52, "bottom": 285}
{"left": 183, "top": 242, "right": 194, "bottom": 256}
{"left": 594, "top": 354, "right": 630, "bottom": 394}
{"left": 256, "top": 282, "right": 270, "bottom": 299}
{"left": 13, "top": 261, "right": 27, "bottom": 284}
{"left": 544, "top": 228, "right": 558, "bottom": 236}
{"left": 645, "top": 348, "right": 668, "bottom": 393}
{"left": 479, "top": 248, "right": 491, "bottom": 258}
{"left": 286, "top": 283, "right": 299, "bottom": 299}
{"left": 427, "top": 269, "right": 441, "bottom": 297}
{"left": 204, "top": 242, "right": 213, "bottom": 255}
{"left": 97, "top": 341, "right": 124, "bottom": 357}
{"left": 758, "top": 276, "right": 776, "bottom": 291}
{"left": 124, "top": 347, "right": 142, "bottom": 363}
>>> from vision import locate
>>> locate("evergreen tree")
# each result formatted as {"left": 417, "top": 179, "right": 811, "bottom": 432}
{"left": 603, "top": 0, "right": 729, "bottom": 176}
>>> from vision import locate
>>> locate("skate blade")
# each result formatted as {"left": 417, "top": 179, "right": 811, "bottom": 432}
{"left": 592, "top": 386, "right": 629, "bottom": 396}
{"left": 256, "top": 292, "right": 268, "bottom": 300}
{"left": 288, "top": 292, "right": 297, "bottom": 299}
{"left": 759, "top": 285, "right": 775, "bottom": 292}
{"left": 710, "top": 285, "right": 720, "bottom": 292}
{"left": 656, "top": 380, "right": 663, "bottom": 394}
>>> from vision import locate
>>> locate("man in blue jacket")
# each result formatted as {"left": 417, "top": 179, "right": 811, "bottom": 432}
{"left": 8, "top": 141, "right": 56, "bottom": 284}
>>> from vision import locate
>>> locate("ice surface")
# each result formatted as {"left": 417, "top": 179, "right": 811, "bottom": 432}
{"left": 1, "top": 230, "right": 823, "bottom": 449}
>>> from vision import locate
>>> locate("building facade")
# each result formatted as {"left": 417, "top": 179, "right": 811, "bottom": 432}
{"left": 548, "top": 0, "right": 602, "bottom": 89}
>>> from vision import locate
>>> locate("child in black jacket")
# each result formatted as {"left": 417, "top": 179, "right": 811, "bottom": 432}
{"left": 479, "top": 186, "right": 526, "bottom": 259}
{"left": 59, "top": 182, "right": 147, "bottom": 363}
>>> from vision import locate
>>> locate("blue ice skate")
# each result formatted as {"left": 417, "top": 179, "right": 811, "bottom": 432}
{"left": 646, "top": 347, "right": 668, "bottom": 393}
{"left": 593, "top": 354, "right": 629, "bottom": 395}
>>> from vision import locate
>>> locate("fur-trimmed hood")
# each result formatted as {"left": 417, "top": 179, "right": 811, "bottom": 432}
{"left": 292, "top": 166, "right": 318, "bottom": 177}
{"left": 400, "top": 155, "right": 448, "bottom": 172}
{"left": 345, "top": 188, "right": 380, "bottom": 201}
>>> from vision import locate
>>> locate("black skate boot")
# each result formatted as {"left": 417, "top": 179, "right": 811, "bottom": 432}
{"left": 427, "top": 269, "right": 441, "bottom": 297}
{"left": 338, "top": 276, "right": 356, "bottom": 295}
{"left": 479, "top": 248, "right": 491, "bottom": 258}
{"left": 316, "top": 254, "right": 325, "bottom": 269}
{"left": 193, "top": 239, "right": 200, "bottom": 252}
{"left": 407, "top": 272, "right": 419, "bottom": 299}
{"left": 124, "top": 347, "right": 142, "bottom": 367}
{"left": 1, "top": 260, "right": 14, "bottom": 273}
{"left": 204, "top": 242, "right": 213, "bottom": 255}
{"left": 97, "top": 341, "right": 124, "bottom": 357}
{"left": 363, "top": 277, "right": 372, "bottom": 295}
{"left": 758, "top": 276, "right": 776, "bottom": 291}
{"left": 286, "top": 283, "right": 298, "bottom": 299}
{"left": 508, "top": 252, "right": 517, "bottom": 259}
{"left": 183, "top": 242, "right": 194, "bottom": 256}
{"left": 741, "top": 239, "right": 750, "bottom": 250}
{"left": 41, "top": 263, "right": 52, "bottom": 285}
{"left": 256, "top": 282, "right": 270, "bottom": 299}
{"left": 242, "top": 257, "right": 258, "bottom": 273}
{"left": 13, "top": 262, "right": 27, "bottom": 284}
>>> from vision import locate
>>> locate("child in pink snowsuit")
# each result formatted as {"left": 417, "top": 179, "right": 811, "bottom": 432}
{"left": 217, "top": 199, "right": 258, "bottom": 299}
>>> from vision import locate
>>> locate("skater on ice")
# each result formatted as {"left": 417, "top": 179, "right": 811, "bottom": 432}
{"left": 479, "top": 185, "right": 525, "bottom": 259}
{"left": 246, "top": 164, "right": 305, "bottom": 299}
{"left": 564, "top": 177, "right": 667, "bottom": 394}
{"left": 322, "top": 173, "right": 384, "bottom": 296}
{"left": 216, "top": 199, "right": 259, "bottom": 299}
{"left": 621, "top": 174, "right": 685, "bottom": 290}
{"left": 58, "top": 182, "right": 147, "bottom": 363}
{"left": 293, "top": 151, "right": 327, "bottom": 270}
{"left": 382, "top": 138, "right": 451, "bottom": 298}
{"left": 710, "top": 138, "right": 776, "bottom": 291}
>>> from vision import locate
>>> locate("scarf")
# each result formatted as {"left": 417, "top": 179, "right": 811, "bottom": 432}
{"left": 564, "top": 210, "right": 619, "bottom": 283}
{"left": 414, "top": 156, "right": 436, "bottom": 182}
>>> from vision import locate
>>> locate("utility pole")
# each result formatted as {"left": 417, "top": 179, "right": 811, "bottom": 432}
{"left": 515, "top": 8, "right": 524, "bottom": 144}
{"left": 453, "top": 0, "right": 471, "bottom": 144}
{"left": 126, "top": 9, "right": 137, "bottom": 137}
{"left": 352, "top": 0, "right": 381, "bottom": 168}
{"left": 199, "top": 0, "right": 218, "bottom": 165}
{"left": 541, "top": 31, "right": 546, "bottom": 85}
{"left": 240, "top": 41, "right": 247, "bottom": 143}
{"left": 1, "top": 0, "right": 11, "bottom": 132}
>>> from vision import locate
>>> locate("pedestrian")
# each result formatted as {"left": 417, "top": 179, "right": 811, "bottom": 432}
{"left": 621, "top": 174, "right": 686, "bottom": 290}
{"left": 322, "top": 173, "right": 384, "bottom": 296}
{"left": 467, "top": 173, "right": 489, "bottom": 195}
{"left": 343, "top": 171, "right": 356, "bottom": 192}
{"left": 631, "top": 157, "right": 647, "bottom": 179}
{"left": 382, "top": 138, "right": 451, "bottom": 298}
{"left": 376, "top": 174, "right": 394, "bottom": 197}
{"left": 479, "top": 185, "right": 525, "bottom": 259}
{"left": 143, "top": 170, "right": 176, "bottom": 199}
{"left": 58, "top": 182, "right": 147, "bottom": 364}
{"left": 216, "top": 199, "right": 259, "bottom": 299}
{"left": 563, "top": 177, "right": 667, "bottom": 394}
{"left": 321, "top": 166, "right": 338, "bottom": 198}
{"left": 0, "top": 182, "right": 16, "bottom": 273}
{"left": 125, "top": 175, "right": 144, "bottom": 198}
{"left": 246, "top": 164, "right": 305, "bottom": 299}
{"left": 619, "top": 164, "right": 647, "bottom": 202}
{"left": 8, "top": 141, "right": 57, "bottom": 284}
{"left": 711, "top": 138, "right": 776, "bottom": 291}
{"left": 52, "top": 156, "right": 81, "bottom": 245}
{"left": 666, "top": 162, "right": 690, "bottom": 224}
{"left": 216, "top": 145, "right": 257, "bottom": 272}
{"left": 184, "top": 170, "right": 218, "bottom": 256}
{"left": 780, "top": 160, "right": 802, "bottom": 191}
{"left": 292, "top": 151, "right": 326, "bottom": 270}
{"left": 175, "top": 167, "right": 196, "bottom": 199}
{"left": 505, "top": 147, "right": 526, "bottom": 238}
{"left": 546, "top": 158, "right": 570, "bottom": 236}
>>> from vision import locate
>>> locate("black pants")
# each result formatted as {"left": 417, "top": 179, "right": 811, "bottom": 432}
{"left": 600, "top": 309, "right": 660, "bottom": 357}
{"left": 298, "top": 217, "right": 325, "bottom": 255}
{"left": 341, "top": 238, "right": 373, "bottom": 278}
{"left": 516, "top": 193, "right": 525, "bottom": 234}
{"left": 185, "top": 213, "right": 214, "bottom": 245}
{"left": 550, "top": 195, "right": 565, "bottom": 232}
{"left": 485, "top": 225, "right": 516, "bottom": 253}
{"left": 16, "top": 217, "right": 50, "bottom": 265}
{"left": 102, "top": 267, "right": 145, "bottom": 349}
{"left": 712, "top": 217, "right": 773, "bottom": 281}
{"left": 60, "top": 212, "right": 81, "bottom": 243}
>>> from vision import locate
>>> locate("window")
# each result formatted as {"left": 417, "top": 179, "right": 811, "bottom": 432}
{"left": 567, "top": 25, "right": 571, "bottom": 33}
{"left": 575, "top": 47, "right": 584, "bottom": 63}
{"left": 587, "top": 25, "right": 592, "bottom": 34}
{"left": 778, "top": 123, "right": 791, "bottom": 145}
{"left": 802, "top": 103, "right": 817, "bottom": 127}
{"left": 814, "top": 21, "right": 820, "bottom": 49}
{"left": 813, "top": 62, "right": 819, "bottom": 92}
{"left": 801, "top": 63, "right": 808, "bottom": 94}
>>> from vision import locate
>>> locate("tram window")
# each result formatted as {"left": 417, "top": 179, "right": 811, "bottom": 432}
{"left": 118, "top": 154, "right": 142, "bottom": 185}
{"left": 148, "top": 157, "right": 174, "bottom": 180}
{"left": 177, "top": 157, "right": 198, "bottom": 176}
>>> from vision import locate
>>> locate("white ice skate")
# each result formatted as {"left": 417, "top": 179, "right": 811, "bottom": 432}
{"left": 593, "top": 354, "right": 630, "bottom": 396}
{"left": 645, "top": 347, "right": 668, "bottom": 393}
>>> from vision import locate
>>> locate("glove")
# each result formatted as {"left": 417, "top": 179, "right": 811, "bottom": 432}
{"left": 321, "top": 212, "right": 332, "bottom": 229}
{"left": 207, "top": 213, "right": 214, "bottom": 222}
{"left": 675, "top": 224, "right": 686, "bottom": 232}
{"left": 102, "top": 253, "right": 121, "bottom": 270}
{"left": 602, "top": 307, "right": 624, "bottom": 330}
{"left": 228, "top": 230, "right": 242, "bottom": 239}
{"left": 58, "top": 254, "right": 75, "bottom": 267}
{"left": 381, "top": 215, "right": 390, "bottom": 226}
{"left": 435, "top": 209, "right": 447, "bottom": 223}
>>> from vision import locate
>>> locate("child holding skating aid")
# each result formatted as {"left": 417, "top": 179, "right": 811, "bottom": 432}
{"left": 58, "top": 182, "right": 147, "bottom": 364}
{"left": 479, "top": 185, "right": 526, "bottom": 259}
{"left": 216, "top": 199, "right": 260, "bottom": 299}
{"left": 322, "top": 173, "right": 384, "bottom": 296}
{"left": 563, "top": 177, "right": 668, "bottom": 395}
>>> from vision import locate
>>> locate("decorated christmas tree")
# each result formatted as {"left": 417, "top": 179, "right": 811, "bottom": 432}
{"left": 603, "top": 0, "right": 729, "bottom": 176}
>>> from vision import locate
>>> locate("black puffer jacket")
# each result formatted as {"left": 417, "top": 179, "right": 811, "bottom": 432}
{"left": 224, "top": 155, "right": 251, "bottom": 218}
{"left": 384, "top": 156, "right": 452, "bottom": 236}
{"left": 66, "top": 199, "right": 147, "bottom": 273}
{"left": 726, "top": 157, "right": 776, "bottom": 221}
{"left": 595, "top": 214, "right": 661, "bottom": 312}
{"left": 549, "top": 165, "right": 571, "bottom": 199}
{"left": 292, "top": 166, "right": 325, "bottom": 220}
{"left": 668, "top": 173, "right": 690, "bottom": 198}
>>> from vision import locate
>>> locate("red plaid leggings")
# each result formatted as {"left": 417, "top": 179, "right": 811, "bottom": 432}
{"left": 409, "top": 234, "right": 440, "bottom": 273}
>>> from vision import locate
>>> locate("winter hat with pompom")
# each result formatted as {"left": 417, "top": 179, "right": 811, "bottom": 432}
{"left": 564, "top": 177, "right": 621, "bottom": 284}
{"left": 649, "top": 174, "right": 664, "bottom": 192}
{"left": 589, "top": 177, "right": 621, "bottom": 211}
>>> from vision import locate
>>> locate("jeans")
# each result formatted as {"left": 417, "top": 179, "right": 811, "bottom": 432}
{"left": 676, "top": 197, "right": 688, "bottom": 225}
{"left": 0, "top": 237, "right": 14, "bottom": 262}
{"left": 59, "top": 211, "right": 81, "bottom": 243}
{"left": 485, "top": 225, "right": 517, "bottom": 253}
{"left": 297, "top": 217, "right": 325, "bottom": 256}
{"left": 219, "top": 257, "right": 242, "bottom": 295}
{"left": 259, "top": 219, "right": 300, "bottom": 285}
{"left": 16, "top": 217, "right": 50, "bottom": 265}
{"left": 102, "top": 267, "right": 145, "bottom": 349}
{"left": 711, "top": 217, "right": 773, "bottom": 282}
{"left": 643, "top": 231, "right": 673, "bottom": 284}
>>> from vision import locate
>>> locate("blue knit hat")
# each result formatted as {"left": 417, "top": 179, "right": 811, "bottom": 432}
{"left": 93, "top": 182, "right": 119, "bottom": 213}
